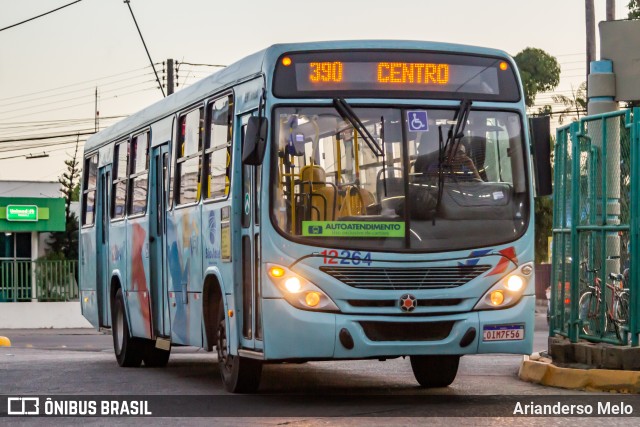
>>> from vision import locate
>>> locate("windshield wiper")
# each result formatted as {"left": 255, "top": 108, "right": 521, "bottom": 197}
{"left": 434, "top": 99, "right": 472, "bottom": 223}
{"left": 443, "top": 99, "right": 472, "bottom": 163}
{"left": 333, "top": 98, "right": 384, "bottom": 157}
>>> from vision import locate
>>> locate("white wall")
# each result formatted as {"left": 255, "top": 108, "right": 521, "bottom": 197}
{"left": 0, "top": 302, "right": 92, "bottom": 329}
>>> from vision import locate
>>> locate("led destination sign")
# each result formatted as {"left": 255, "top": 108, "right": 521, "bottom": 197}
{"left": 308, "top": 61, "right": 451, "bottom": 86}
{"left": 274, "top": 51, "right": 520, "bottom": 101}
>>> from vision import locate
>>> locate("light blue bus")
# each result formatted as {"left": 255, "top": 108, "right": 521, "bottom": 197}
{"left": 79, "top": 40, "right": 551, "bottom": 392}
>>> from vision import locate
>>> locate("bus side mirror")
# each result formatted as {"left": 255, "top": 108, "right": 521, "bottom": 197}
{"left": 242, "top": 116, "right": 267, "bottom": 165}
{"left": 529, "top": 116, "right": 552, "bottom": 197}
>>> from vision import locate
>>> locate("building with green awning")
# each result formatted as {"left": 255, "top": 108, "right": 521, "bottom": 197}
{"left": 0, "top": 184, "right": 72, "bottom": 303}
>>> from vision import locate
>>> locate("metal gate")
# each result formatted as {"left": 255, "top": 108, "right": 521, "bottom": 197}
{"left": 551, "top": 108, "right": 640, "bottom": 346}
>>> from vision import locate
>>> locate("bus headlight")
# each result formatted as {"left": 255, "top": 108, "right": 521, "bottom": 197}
{"left": 267, "top": 264, "right": 339, "bottom": 312}
{"left": 505, "top": 275, "right": 524, "bottom": 292}
{"left": 473, "top": 262, "right": 533, "bottom": 310}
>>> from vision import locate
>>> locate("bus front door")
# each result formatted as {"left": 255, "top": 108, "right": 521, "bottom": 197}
{"left": 149, "top": 143, "right": 171, "bottom": 338}
{"left": 239, "top": 113, "right": 263, "bottom": 353}
{"left": 96, "top": 166, "right": 111, "bottom": 327}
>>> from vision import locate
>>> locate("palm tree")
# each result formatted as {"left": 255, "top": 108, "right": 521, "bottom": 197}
{"left": 552, "top": 82, "right": 587, "bottom": 124}
{"left": 586, "top": 0, "right": 595, "bottom": 87}
{"left": 606, "top": 0, "right": 615, "bottom": 20}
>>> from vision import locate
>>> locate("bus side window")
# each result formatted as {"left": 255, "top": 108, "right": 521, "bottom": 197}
{"left": 82, "top": 153, "right": 99, "bottom": 226}
{"left": 176, "top": 107, "right": 204, "bottom": 205}
{"left": 205, "top": 95, "right": 233, "bottom": 200}
{"left": 129, "top": 131, "right": 150, "bottom": 215}
{"left": 112, "top": 141, "right": 128, "bottom": 220}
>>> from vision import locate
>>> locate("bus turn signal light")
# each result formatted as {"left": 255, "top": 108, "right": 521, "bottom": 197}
{"left": 490, "top": 290, "right": 504, "bottom": 306}
{"left": 305, "top": 292, "right": 321, "bottom": 307}
{"left": 269, "top": 266, "right": 286, "bottom": 278}
{"left": 282, "top": 57, "right": 292, "bottom": 66}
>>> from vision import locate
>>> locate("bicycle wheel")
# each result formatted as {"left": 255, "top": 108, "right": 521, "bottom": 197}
{"left": 613, "top": 292, "right": 630, "bottom": 340}
{"left": 578, "top": 291, "right": 606, "bottom": 336}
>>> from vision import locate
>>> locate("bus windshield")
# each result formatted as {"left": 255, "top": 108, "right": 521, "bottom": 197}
{"left": 272, "top": 105, "right": 529, "bottom": 252}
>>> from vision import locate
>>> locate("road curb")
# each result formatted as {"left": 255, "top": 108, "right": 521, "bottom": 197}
{"left": 519, "top": 357, "right": 640, "bottom": 393}
{"left": 0, "top": 336, "right": 10, "bottom": 347}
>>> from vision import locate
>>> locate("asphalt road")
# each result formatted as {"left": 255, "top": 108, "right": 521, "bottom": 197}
{"left": 1, "top": 310, "right": 636, "bottom": 426}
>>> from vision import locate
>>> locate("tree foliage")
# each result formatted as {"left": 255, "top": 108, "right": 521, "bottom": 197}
{"left": 629, "top": 0, "right": 640, "bottom": 18}
{"left": 46, "top": 141, "right": 80, "bottom": 261}
{"left": 514, "top": 48, "right": 561, "bottom": 107}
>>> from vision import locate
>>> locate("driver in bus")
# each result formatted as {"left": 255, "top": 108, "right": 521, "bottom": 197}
{"left": 413, "top": 132, "right": 481, "bottom": 181}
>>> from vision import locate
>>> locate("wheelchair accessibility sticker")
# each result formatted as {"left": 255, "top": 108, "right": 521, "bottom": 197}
{"left": 407, "top": 110, "right": 429, "bottom": 132}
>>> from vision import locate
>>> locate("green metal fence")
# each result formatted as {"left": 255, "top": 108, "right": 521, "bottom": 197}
{"left": 0, "top": 259, "right": 78, "bottom": 302}
{"left": 551, "top": 108, "right": 639, "bottom": 346}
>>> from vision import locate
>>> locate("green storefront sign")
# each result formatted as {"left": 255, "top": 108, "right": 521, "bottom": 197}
{"left": 0, "top": 197, "right": 65, "bottom": 232}
{"left": 6, "top": 205, "right": 38, "bottom": 222}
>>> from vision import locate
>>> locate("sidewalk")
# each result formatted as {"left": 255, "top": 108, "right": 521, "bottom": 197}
{"left": 519, "top": 353, "right": 640, "bottom": 393}
{"left": 520, "top": 331, "right": 640, "bottom": 393}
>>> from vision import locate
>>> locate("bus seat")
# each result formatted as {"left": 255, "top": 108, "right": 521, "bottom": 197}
{"left": 300, "top": 165, "right": 336, "bottom": 220}
{"left": 338, "top": 186, "right": 375, "bottom": 217}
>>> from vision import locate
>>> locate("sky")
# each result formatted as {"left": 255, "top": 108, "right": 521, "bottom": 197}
{"left": 0, "top": 0, "right": 632, "bottom": 184}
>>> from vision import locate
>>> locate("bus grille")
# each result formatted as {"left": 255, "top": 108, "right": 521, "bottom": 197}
{"left": 359, "top": 321, "right": 455, "bottom": 341}
{"left": 319, "top": 265, "right": 490, "bottom": 290}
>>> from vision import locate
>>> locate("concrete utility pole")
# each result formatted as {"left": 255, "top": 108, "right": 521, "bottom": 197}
{"left": 167, "top": 58, "right": 175, "bottom": 95}
{"left": 586, "top": 2, "right": 620, "bottom": 283}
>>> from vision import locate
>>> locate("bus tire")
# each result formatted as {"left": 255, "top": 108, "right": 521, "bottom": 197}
{"left": 143, "top": 341, "right": 171, "bottom": 367}
{"left": 112, "top": 288, "right": 143, "bottom": 367}
{"left": 410, "top": 355, "right": 460, "bottom": 388}
{"left": 216, "top": 299, "right": 262, "bottom": 393}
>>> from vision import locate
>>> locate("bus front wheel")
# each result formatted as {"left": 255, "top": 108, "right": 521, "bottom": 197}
{"left": 410, "top": 355, "right": 460, "bottom": 388}
{"left": 216, "top": 300, "right": 262, "bottom": 393}
{"left": 112, "top": 288, "right": 144, "bottom": 367}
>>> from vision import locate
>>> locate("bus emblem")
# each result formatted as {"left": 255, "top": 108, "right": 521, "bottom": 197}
{"left": 399, "top": 294, "right": 417, "bottom": 312}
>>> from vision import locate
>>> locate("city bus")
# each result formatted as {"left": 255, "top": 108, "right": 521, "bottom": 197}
{"left": 79, "top": 40, "right": 551, "bottom": 393}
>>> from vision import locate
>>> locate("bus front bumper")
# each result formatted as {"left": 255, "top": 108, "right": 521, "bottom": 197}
{"left": 260, "top": 295, "right": 534, "bottom": 360}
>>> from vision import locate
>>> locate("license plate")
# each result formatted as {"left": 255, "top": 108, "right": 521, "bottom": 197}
{"left": 482, "top": 324, "right": 524, "bottom": 341}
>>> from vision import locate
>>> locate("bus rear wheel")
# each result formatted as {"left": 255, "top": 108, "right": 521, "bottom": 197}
{"left": 112, "top": 288, "right": 144, "bottom": 367}
{"left": 410, "top": 355, "right": 460, "bottom": 388}
{"left": 216, "top": 300, "right": 262, "bottom": 393}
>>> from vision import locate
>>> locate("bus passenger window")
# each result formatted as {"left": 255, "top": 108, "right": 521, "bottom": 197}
{"left": 205, "top": 96, "right": 232, "bottom": 200}
{"left": 129, "top": 131, "right": 149, "bottom": 215}
{"left": 112, "top": 141, "right": 128, "bottom": 219}
{"left": 82, "top": 154, "right": 98, "bottom": 226}
{"left": 176, "top": 107, "right": 204, "bottom": 205}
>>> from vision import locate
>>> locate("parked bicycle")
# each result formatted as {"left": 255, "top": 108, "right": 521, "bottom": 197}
{"left": 578, "top": 263, "right": 630, "bottom": 340}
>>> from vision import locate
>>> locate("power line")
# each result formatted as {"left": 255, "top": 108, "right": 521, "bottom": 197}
{"left": 123, "top": 0, "right": 165, "bottom": 98}
{"left": 0, "top": 131, "right": 95, "bottom": 145}
{"left": 0, "top": 71, "right": 154, "bottom": 108}
{"left": 0, "top": 78, "right": 156, "bottom": 116}
{"left": 177, "top": 62, "right": 226, "bottom": 68}
{"left": 0, "top": 141, "right": 86, "bottom": 161}
{"left": 0, "top": 0, "right": 84, "bottom": 33}
{"left": 0, "top": 65, "right": 153, "bottom": 103}
{"left": 0, "top": 86, "right": 157, "bottom": 121}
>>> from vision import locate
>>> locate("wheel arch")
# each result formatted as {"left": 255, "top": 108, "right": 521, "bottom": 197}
{"left": 202, "top": 269, "right": 226, "bottom": 351}
{"left": 109, "top": 271, "right": 131, "bottom": 335}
